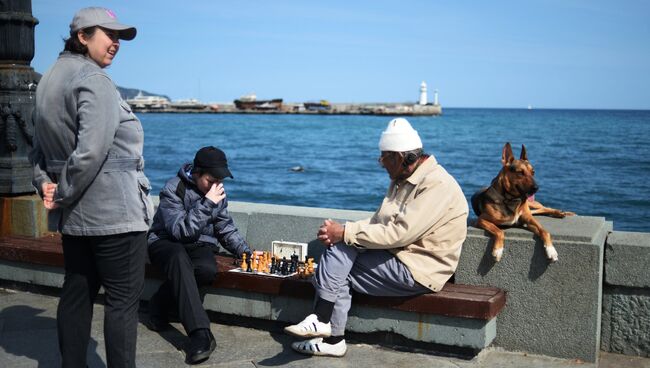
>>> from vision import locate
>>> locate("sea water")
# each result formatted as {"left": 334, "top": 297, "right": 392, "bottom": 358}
{"left": 140, "top": 109, "right": 650, "bottom": 232}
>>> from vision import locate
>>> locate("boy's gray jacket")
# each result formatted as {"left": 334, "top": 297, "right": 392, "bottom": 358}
{"left": 30, "top": 52, "right": 154, "bottom": 235}
{"left": 147, "top": 164, "right": 250, "bottom": 256}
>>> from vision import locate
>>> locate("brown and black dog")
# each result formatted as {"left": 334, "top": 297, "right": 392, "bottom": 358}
{"left": 471, "top": 143, "right": 574, "bottom": 262}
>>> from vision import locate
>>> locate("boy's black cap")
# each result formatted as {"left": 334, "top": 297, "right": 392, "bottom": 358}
{"left": 193, "top": 146, "right": 233, "bottom": 179}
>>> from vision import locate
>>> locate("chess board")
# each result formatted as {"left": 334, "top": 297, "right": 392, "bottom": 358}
{"left": 227, "top": 268, "right": 297, "bottom": 278}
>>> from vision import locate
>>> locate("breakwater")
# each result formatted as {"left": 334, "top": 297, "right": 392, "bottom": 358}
{"left": 130, "top": 102, "right": 443, "bottom": 116}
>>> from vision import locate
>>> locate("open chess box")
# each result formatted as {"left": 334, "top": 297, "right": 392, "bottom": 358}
{"left": 228, "top": 241, "right": 316, "bottom": 278}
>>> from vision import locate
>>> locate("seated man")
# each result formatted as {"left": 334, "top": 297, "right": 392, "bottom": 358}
{"left": 284, "top": 118, "right": 469, "bottom": 357}
{"left": 146, "top": 146, "right": 251, "bottom": 365}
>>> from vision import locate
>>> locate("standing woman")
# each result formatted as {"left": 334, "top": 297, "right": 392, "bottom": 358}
{"left": 30, "top": 7, "right": 154, "bottom": 368}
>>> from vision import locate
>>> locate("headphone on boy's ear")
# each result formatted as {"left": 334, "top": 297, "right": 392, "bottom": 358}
{"left": 402, "top": 152, "right": 418, "bottom": 167}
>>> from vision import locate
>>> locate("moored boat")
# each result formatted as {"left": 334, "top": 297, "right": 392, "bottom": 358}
{"left": 303, "top": 100, "right": 331, "bottom": 112}
{"left": 234, "top": 93, "right": 283, "bottom": 110}
{"left": 125, "top": 91, "right": 170, "bottom": 110}
{"left": 169, "top": 99, "right": 207, "bottom": 110}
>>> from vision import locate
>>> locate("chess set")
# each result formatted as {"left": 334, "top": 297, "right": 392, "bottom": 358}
{"left": 228, "top": 241, "right": 316, "bottom": 278}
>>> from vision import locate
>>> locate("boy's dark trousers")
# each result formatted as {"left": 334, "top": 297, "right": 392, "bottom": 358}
{"left": 58, "top": 231, "right": 147, "bottom": 368}
{"left": 147, "top": 239, "right": 218, "bottom": 334}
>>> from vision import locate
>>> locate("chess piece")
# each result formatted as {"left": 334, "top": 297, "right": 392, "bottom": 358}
{"left": 281, "top": 257, "right": 288, "bottom": 275}
{"left": 257, "top": 253, "right": 263, "bottom": 273}
{"left": 289, "top": 254, "right": 297, "bottom": 274}
{"left": 257, "top": 254, "right": 265, "bottom": 273}
{"left": 276, "top": 257, "right": 282, "bottom": 275}
{"left": 246, "top": 257, "right": 252, "bottom": 272}
{"left": 240, "top": 253, "right": 247, "bottom": 270}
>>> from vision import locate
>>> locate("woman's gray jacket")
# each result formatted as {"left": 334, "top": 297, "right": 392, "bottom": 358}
{"left": 30, "top": 52, "right": 154, "bottom": 236}
{"left": 147, "top": 164, "right": 250, "bottom": 257}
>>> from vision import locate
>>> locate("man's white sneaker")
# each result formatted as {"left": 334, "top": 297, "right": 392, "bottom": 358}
{"left": 283, "top": 314, "right": 331, "bottom": 338}
{"left": 291, "top": 337, "right": 347, "bottom": 357}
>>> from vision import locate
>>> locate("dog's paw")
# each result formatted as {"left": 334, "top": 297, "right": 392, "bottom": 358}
{"left": 545, "top": 245, "right": 558, "bottom": 262}
{"left": 553, "top": 210, "right": 576, "bottom": 218}
{"left": 492, "top": 248, "right": 504, "bottom": 262}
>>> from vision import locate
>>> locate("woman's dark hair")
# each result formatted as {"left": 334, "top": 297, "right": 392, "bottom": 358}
{"left": 63, "top": 27, "right": 97, "bottom": 54}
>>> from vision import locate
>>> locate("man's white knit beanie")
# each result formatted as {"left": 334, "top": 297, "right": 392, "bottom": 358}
{"left": 378, "top": 118, "right": 423, "bottom": 152}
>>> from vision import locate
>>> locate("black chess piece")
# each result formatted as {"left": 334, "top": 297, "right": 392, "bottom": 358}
{"left": 246, "top": 257, "right": 252, "bottom": 272}
{"left": 289, "top": 254, "right": 298, "bottom": 273}
{"left": 281, "top": 257, "right": 288, "bottom": 275}
{"left": 274, "top": 257, "right": 281, "bottom": 275}
{"left": 270, "top": 256, "right": 276, "bottom": 274}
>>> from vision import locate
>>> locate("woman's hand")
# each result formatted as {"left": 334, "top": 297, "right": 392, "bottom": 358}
{"left": 41, "top": 182, "right": 59, "bottom": 210}
{"left": 205, "top": 182, "right": 226, "bottom": 204}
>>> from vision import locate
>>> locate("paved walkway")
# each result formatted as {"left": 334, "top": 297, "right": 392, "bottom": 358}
{"left": 1, "top": 288, "right": 648, "bottom": 368}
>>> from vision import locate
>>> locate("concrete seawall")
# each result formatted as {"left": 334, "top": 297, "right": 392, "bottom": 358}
{"left": 1, "top": 195, "right": 649, "bottom": 362}
{"left": 601, "top": 231, "right": 650, "bottom": 357}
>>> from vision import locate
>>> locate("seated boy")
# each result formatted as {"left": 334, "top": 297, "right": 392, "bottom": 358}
{"left": 145, "top": 146, "right": 251, "bottom": 365}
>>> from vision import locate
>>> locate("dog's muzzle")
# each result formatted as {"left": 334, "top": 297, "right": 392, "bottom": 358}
{"left": 518, "top": 183, "right": 538, "bottom": 198}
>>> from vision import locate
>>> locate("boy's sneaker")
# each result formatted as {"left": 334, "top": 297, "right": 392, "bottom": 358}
{"left": 284, "top": 314, "right": 331, "bottom": 338}
{"left": 291, "top": 337, "right": 347, "bottom": 357}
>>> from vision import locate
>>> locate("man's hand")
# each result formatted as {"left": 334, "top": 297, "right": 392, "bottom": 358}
{"left": 205, "top": 182, "right": 226, "bottom": 204}
{"left": 317, "top": 219, "right": 344, "bottom": 247}
{"left": 41, "top": 182, "right": 58, "bottom": 210}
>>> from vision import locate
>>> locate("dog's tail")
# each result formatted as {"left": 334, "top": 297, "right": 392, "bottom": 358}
{"left": 471, "top": 187, "right": 488, "bottom": 217}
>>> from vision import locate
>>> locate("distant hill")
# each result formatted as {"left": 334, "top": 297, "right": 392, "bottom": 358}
{"left": 117, "top": 86, "right": 170, "bottom": 101}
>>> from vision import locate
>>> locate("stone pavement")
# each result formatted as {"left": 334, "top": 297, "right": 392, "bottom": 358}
{"left": 1, "top": 288, "right": 648, "bottom": 368}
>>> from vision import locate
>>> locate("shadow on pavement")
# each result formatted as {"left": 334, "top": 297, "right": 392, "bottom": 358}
{"left": 137, "top": 309, "right": 187, "bottom": 352}
{"left": 207, "top": 311, "right": 311, "bottom": 367}
{"left": 0, "top": 305, "right": 105, "bottom": 367}
{"left": 255, "top": 331, "right": 311, "bottom": 367}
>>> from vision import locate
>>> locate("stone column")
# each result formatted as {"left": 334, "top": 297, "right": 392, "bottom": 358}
{"left": 0, "top": 0, "right": 40, "bottom": 195}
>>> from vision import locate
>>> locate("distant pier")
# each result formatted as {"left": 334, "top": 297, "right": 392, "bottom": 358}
{"left": 129, "top": 102, "right": 443, "bottom": 116}
{"left": 125, "top": 81, "right": 443, "bottom": 116}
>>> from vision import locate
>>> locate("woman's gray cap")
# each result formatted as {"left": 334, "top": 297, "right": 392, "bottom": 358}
{"left": 70, "top": 7, "right": 137, "bottom": 40}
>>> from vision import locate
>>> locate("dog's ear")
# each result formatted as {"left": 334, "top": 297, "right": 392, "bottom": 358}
{"left": 520, "top": 144, "right": 528, "bottom": 161}
{"left": 502, "top": 142, "right": 514, "bottom": 166}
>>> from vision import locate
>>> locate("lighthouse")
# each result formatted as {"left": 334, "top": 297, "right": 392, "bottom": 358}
{"left": 434, "top": 89, "right": 439, "bottom": 106}
{"left": 419, "top": 81, "right": 428, "bottom": 105}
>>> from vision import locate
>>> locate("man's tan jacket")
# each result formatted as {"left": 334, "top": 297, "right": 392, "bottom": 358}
{"left": 343, "top": 156, "right": 468, "bottom": 292}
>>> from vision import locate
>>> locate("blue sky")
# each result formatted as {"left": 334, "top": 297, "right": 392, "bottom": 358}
{"left": 31, "top": 1, "right": 650, "bottom": 109}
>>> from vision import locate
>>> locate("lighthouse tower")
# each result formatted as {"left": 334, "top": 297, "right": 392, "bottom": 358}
{"left": 418, "top": 81, "right": 428, "bottom": 105}
{"left": 434, "top": 89, "right": 439, "bottom": 106}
